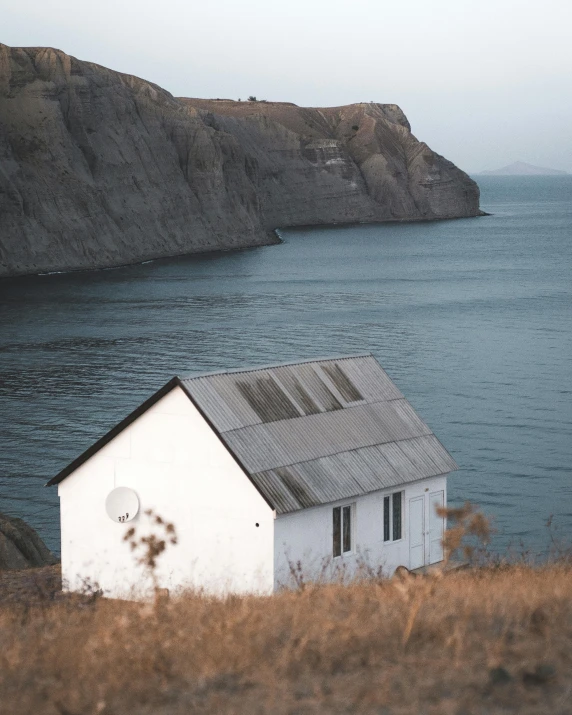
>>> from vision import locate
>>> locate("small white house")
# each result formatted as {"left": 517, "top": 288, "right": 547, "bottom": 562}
{"left": 47, "top": 354, "right": 458, "bottom": 598}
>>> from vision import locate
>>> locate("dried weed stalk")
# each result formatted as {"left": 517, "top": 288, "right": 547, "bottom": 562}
{"left": 438, "top": 501, "right": 492, "bottom": 564}
{"left": 123, "top": 509, "right": 177, "bottom": 594}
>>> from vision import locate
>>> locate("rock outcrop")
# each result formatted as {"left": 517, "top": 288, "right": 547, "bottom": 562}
{"left": 0, "top": 44, "right": 482, "bottom": 278}
{"left": 0, "top": 513, "right": 58, "bottom": 569}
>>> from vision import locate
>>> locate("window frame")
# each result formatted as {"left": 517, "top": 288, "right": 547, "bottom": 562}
{"left": 332, "top": 502, "right": 355, "bottom": 558}
{"left": 383, "top": 490, "right": 404, "bottom": 543}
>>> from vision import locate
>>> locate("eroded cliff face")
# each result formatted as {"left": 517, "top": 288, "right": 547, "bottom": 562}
{"left": 0, "top": 45, "right": 266, "bottom": 277}
{"left": 0, "top": 44, "right": 481, "bottom": 278}
{"left": 184, "top": 100, "right": 480, "bottom": 228}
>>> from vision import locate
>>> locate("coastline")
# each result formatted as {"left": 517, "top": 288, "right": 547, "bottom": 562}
{"left": 0, "top": 212, "right": 488, "bottom": 282}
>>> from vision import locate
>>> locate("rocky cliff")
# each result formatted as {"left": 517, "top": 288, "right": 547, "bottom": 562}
{"left": 0, "top": 44, "right": 482, "bottom": 278}
{"left": 184, "top": 99, "right": 480, "bottom": 228}
{"left": 0, "top": 513, "right": 58, "bottom": 570}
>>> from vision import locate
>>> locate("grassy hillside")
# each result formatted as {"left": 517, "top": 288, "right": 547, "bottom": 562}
{"left": 1, "top": 563, "right": 571, "bottom": 714}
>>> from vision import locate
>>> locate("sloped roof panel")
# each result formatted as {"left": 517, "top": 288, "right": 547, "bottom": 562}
{"left": 389, "top": 399, "right": 433, "bottom": 436}
{"left": 331, "top": 356, "right": 403, "bottom": 402}
{"left": 182, "top": 376, "right": 254, "bottom": 432}
{"left": 220, "top": 399, "right": 427, "bottom": 475}
{"left": 398, "top": 435, "right": 459, "bottom": 474}
{"left": 250, "top": 435, "right": 456, "bottom": 514}
{"left": 179, "top": 354, "right": 457, "bottom": 512}
{"left": 271, "top": 364, "right": 342, "bottom": 415}
{"left": 374, "top": 441, "right": 427, "bottom": 482}
{"left": 234, "top": 373, "right": 303, "bottom": 423}
{"left": 184, "top": 354, "right": 395, "bottom": 431}
{"left": 248, "top": 469, "right": 301, "bottom": 514}
{"left": 183, "top": 374, "right": 262, "bottom": 432}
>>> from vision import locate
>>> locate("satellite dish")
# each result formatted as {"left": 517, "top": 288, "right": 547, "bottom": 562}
{"left": 105, "top": 487, "right": 139, "bottom": 523}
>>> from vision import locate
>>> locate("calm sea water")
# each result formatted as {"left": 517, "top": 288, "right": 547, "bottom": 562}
{"left": 0, "top": 176, "right": 570, "bottom": 556}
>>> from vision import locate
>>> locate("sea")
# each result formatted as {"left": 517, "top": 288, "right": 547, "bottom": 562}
{"left": 0, "top": 176, "right": 570, "bottom": 557}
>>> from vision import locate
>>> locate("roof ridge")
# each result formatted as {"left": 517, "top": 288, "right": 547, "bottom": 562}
{"left": 179, "top": 353, "right": 375, "bottom": 382}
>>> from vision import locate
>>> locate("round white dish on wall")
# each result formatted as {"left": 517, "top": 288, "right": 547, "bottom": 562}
{"left": 105, "top": 487, "right": 139, "bottom": 523}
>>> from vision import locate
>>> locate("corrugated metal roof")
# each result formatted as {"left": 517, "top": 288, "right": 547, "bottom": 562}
{"left": 218, "top": 400, "right": 431, "bottom": 475}
{"left": 249, "top": 435, "right": 453, "bottom": 514}
{"left": 181, "top": 354, "right": 458, "bottom": 514}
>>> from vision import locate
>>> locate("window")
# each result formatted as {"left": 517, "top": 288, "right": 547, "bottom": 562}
{"left": 333, "top": 504, "right": 353, "bottom": 557}
{"left": 383, "top": 491, "right": 403, "bottom": 541}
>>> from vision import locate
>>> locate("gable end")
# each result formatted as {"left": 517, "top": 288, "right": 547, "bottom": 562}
{"left": 45, "top": 378, "right": 276, "bottom": 511}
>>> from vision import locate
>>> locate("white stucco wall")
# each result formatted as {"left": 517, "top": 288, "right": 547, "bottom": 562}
{"left": 273, "top": 475, "right": 447, "bottom": 589}
{"left": 58, "top": 386, "right": 274, "bottom": 599}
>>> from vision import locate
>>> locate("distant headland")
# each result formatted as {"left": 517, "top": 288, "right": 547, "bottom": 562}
{"left": 0, "top": 44, "right": 483, "bottom": 278}
{"left": 480, "top": 161, "right": 569, "bottom": 176}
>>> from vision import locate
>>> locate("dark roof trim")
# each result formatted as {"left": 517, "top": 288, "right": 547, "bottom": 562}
{"left": 44, "top": 377, "right": 276, "bottom": 511}
{"left": 45, "top": 377, "right": 180, "bottom": 487}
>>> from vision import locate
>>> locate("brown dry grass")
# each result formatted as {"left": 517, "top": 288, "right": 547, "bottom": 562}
{"left": 1, "top": 564, "right": 571, "bottom": 714}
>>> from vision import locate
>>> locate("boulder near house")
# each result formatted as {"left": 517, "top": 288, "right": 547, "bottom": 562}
{"left": 47, "top": 355, "right": 458, "bottom": 598}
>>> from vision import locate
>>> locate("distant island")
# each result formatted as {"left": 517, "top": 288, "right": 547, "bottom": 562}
{"left": 480, "top": 161, "right": 569, "bottom": 176}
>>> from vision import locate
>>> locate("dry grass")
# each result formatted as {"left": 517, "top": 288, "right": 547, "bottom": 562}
{"left": 1, "top": 564, "right": 571, "bottom": 714}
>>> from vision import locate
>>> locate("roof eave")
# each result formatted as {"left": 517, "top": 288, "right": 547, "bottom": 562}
{"left": 272, "top": 466, "right": 457, "bottom": 516}
{"left": 44, "top": 376, "right": 181, "bottom": 487}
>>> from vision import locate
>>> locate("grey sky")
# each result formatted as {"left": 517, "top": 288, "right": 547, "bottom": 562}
{"left": 4, "top": 0, "right": 572, "bottom": 172}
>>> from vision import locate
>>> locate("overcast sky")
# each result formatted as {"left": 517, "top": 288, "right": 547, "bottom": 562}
{"left": 4, "top": 0, "right": 572, "bottom": 172}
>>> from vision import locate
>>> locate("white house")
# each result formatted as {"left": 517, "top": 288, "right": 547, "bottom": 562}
{"left": 47, "top": 354, "right": 458, "bottom": 598}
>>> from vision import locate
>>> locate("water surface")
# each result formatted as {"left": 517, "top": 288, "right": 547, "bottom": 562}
{"left": 1, "top": 176, "right": 571, "bottom": 555}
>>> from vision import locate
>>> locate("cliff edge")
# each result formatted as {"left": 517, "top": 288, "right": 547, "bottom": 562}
{"left": 0, "top": 44, "right": 482, "bottom": 277}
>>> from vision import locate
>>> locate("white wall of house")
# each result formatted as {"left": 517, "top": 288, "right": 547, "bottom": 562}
{"left": 273, "top": 475, "right": 447, "bottom": 589}
{"left": 58, "top": 386, "right": 274, "bottom": 599}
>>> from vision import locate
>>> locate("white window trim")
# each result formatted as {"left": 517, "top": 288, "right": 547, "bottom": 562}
{"left": 383, "top": 490, "right": 404, "bottom": 544}
{"left": 332, "top": 501, "right": 356, "bottom": 558}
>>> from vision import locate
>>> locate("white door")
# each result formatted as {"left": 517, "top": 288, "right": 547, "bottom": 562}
{"left": 429, "top": 490, "right": 445, "bottom": 564}
{"left": 409, "top": 496, "right": 425, "bottom": 569}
